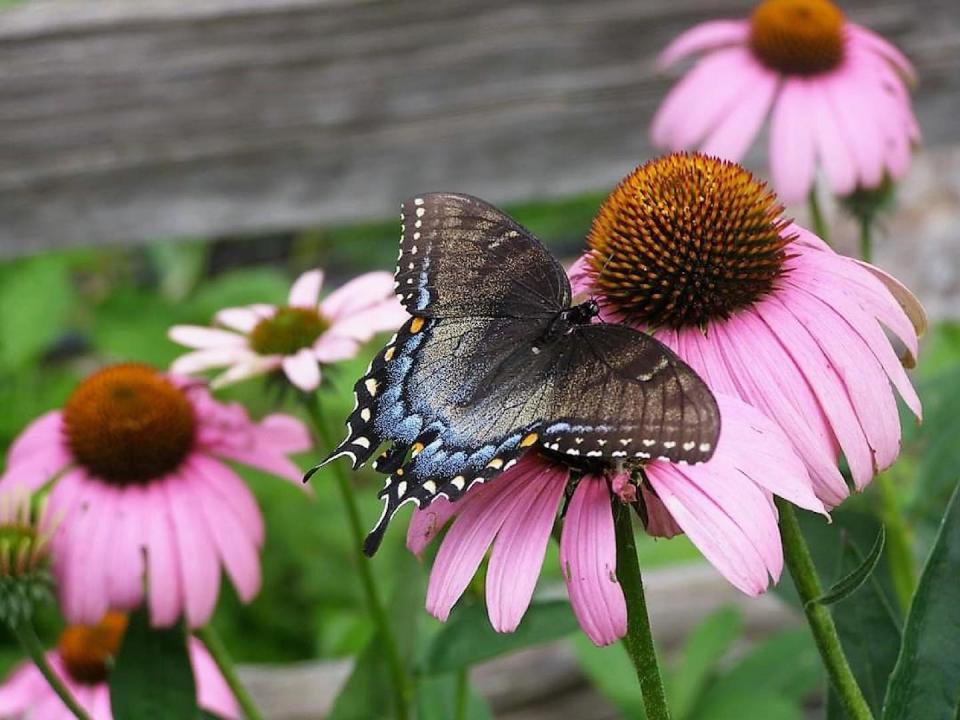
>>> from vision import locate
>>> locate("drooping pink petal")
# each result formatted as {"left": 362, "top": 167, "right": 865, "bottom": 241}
{"left": 560, "top": 477, "right": 626, "bottom": 646}
{"left": 714, "top": 395, "right": 825, "bottom": 514}
{"left": 752, "top": 296, "right": 875, "bottom": 488}
{"left": 407, "top": 495, "right": 459, "bottom": 557}
{"left": 192, "top": 455, "right": 265, "bottom": 546}
{"left": 191, "top": 460, "right": 262, "bottom": 603}
{"left": 215, "top": 306, "right": 264, "bottom": 334}
{"left": 810, "top": 79, "right": 857, "bottom": 196}
{"left": 320, "top": 271, "right": 397, "bottom": 320}
{"left": 313, "top": 334, "right": 361, "bottom": 364}
{"left": 164, "top": 473, "right": 221, "bottom": 628}
{"left": 105, "top": 484, "right": 149, "bottom": 611}
{"left": 486, "top": 463, "right": 567, "bottom": 632}
{"left": 144, "top": 480, "right": 184, "bottom": 627}
{"left": 282, "top": 348, "right": 321, "bottom": 391}
{"left": 255, "top": 414, "right": 312, "bottom": 454}
{"left": 651, "top": 47, "right": 757, "bottom": 151}
{"left": 855, "top": 260, "right": 927, "bottom": 340}
{"left": 825, "top": 65, "right": 885, "bottom": 190}
{"left": 426, "top": 472, "right": 532, "bottom": 622}
{"left": 210, "top": 356, "right": 282, "bottom": 389}
{"left": 171, "top": 347, "right": 254, "bottom": 375}
{"left": 700, "top": 56, "right": 778, "bottom": 161}
{"left": 640, "top": 484, "right": 683, "bottom": 538}
{"left": 647, "top": 462, "right": 778, "bottom": 595}
{"left": 190, "top": 638, "right": 241, "bottom": 719}
{"left": 770, "top": 79, "right": 817, "bottom": 203}
{"left": 288, "top": 269, "right": 324, "bottom": 308}
{"left": 168, "top": 325, "right": 248, "bottom": 350}
{"left": 657, "top": 19, "right": 750, "bottom": 68}
{"left": 208, "top": 424, "right": 307, "bottom": 486}
{"left": 847, "top": 24, "right": 916, "bottom": 83}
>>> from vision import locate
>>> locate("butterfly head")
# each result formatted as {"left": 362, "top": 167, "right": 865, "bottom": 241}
{"left": 564, "top": 298, "right": 600, "bottom": 326}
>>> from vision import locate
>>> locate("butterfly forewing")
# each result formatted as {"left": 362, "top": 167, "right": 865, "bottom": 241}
{"left": 313, "top": 193, "right": 720, "bottom": 556}
{"left": 396, "top": 193, "right": 570, "bottom": 318}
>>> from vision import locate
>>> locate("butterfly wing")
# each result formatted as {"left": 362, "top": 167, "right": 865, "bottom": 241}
{"left": 396, "top": 192, "right": 570, "bottom": 318}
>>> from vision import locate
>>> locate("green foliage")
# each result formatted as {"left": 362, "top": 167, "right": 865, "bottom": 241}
{"left": 110, "top": 609, "right": 199, "bottom": 720}
{"left": 416, "top": 674, "right": 493, "bottom": 720}
{"left": 812, "top": 527, "right": 886, "bottom": 607}
{"left": 574, "top": 607, "right": 821, "bottom": 720}
{"left": 419, "top": 599, "right": 580, "bottom": 675}
{"left": 883, "top": 483, "right": 960, "bottom": 720}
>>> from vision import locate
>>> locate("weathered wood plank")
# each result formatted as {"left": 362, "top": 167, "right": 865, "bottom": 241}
{"left": 0, "top": 0, "right": 957, "bottom": 256}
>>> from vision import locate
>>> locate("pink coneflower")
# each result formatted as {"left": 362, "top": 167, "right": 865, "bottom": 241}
{"left": 169, "top": 269, "right": 407, "bottom": 392}
{"left": 651, "top": 0, "right": 918, "bottom": 202}
{"left": 570, "top": 154, "right": 923, "bottom": 508}
{"left": 407, "top": 395, "right": 824, "bottom": 646}
{"left": 0, "top": 611, "right": 238, "bottom": 719}
{"left": 0, "top": 364, "right": 310, "bottom": 627}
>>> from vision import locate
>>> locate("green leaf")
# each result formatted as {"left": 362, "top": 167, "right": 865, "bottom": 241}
{"left": 811, "top": 527, "right": 886, "bottom": 607}
{"left": 109, "top": 609, "right": 199, "bottom": 720}
{"left": 416, "top": 674, "right": 493, "bottom": 720}
{"left": 327, "top": 551, "right": 424, "bottom": 720}
{"left": 572, "top": 634, "right": 646, "bottom": 720}
{"left": 0, "top": 256, "right": 74, "bottom": 369}
{"left": 419, "top": 599, "right": 579, "bottom": 675}
{"left": 781, "top": 507, "right": 903, "bottom": 716}
{"left": 668, "top": 606, "right": 742, "bottom": 719}
{"left": 691, "top": 691, "right": 803, "bottom": 720}
{"left": 882, "top": 483, "right": 960, "bottom": 720}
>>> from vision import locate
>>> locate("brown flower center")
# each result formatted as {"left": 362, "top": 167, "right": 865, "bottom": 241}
{"left": 586, "top": 154, "right": 791, "bottom": 329}
{"left": 249, "top": 307, "right": 328, "bottom": 356}
{"left": 58, "top": 611, "right": 128, "bottom": 685}
{"left": 749, "top": 0, "right": 845, "bottom": 75}
{"left": 63, "top": 364, "right": 196, "bottom": 485}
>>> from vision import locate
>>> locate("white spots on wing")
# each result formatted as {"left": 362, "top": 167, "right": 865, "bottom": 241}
{"left": 422, "top": 480, "right": 437, "bottom": 494}
{"left": 663, "top": 441, "right": 677, "bottom": 449}
{"left": 407, "top": 262, "right": 415, "bottom": 270}
{"left": 642, "top": 439, "right": 656, "bottom": 447}
{"left": 531, "top": 346, "right": 541, "bottom": 355}
{"left": 699, "top": 443, "right": 712, "bottom": 453}
{"left": 635, "top": 451, "right": 651, "bottom": 459}
{"left": 619, "top": 438, "right": 632, "bottom": 446}
{"left": 504, "top": 459, "right": 518, "bottom": 470}
{"left": 546, "top": 442, "right": 560, "bottom": 451}
{"left": 597, "top": 439, "right": 607, "bottom": 446}
{"left": 414, "top": 197, "right": 424, "bottom": 206}
{"left": 566, "top": 448, "right": 580, "bottom": 456}
{"left": 612, "top": 450, "right": 627, "bottom": 457}
{"left": 416, "top": 207, "right": 425, "bottom": 218}
{"left": 415, "top": 220, "right": 422, "bottom": 229}
{"left": 406, "top": 278, "right": 413, "bottom": 285}
{"left": 451, "top": 476, "right": 465, "bottom": 491}
{"left": 360, "top": 408, "right": 371, "bottom": 422}
{"left": 365, "top": 378, "right": 379, "bottom": 396}
{"left": 683, "top": 441, "right": 695, "bottom": 451}
{"left": 586, "top": 450, "right": 602, "bottom": 457}
{"left": 411, "top": 245, "right": 419, "bottom": 255}
{"left": 352, "top": 436, "right": 371, "bottom": 449}
{"left": 396, "top": 480, "right": 408, "bottom": 496}
{"left": 574, "top": 437, "right": 584, "bottom": 445}
{"left": 413, "top": 232, "right": 421, "bottom": 241}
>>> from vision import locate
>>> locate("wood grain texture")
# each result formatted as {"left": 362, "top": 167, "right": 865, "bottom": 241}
{"left": 0, "top": 0, "right": 957, "bottom": 256}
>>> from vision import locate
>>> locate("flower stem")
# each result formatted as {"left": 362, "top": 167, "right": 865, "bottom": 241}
{"left": 874, "top": 472, "right": 916, "bottom": 612}
{"left": 777, "top": 499, "right": 874, "bottom": 720}
{"left": 808, "top": 188, "right": 830, "bottom": 245}
{"left": 10, "top": 618, "right": 92, "bottom": 720}
{"left": 195, "top": 625, "right": 263, "bottom": 720}
{"left": 613, "top": 502, "right": 671, "bottom": 720}
{"left": 302, "top": 394, "right": 411, "bottom": 720}
{"left": 858, "top": 214, "right": 873, "bottom": 264}
{"left": 455, "top": 668, "right": 469, "bottom": 720}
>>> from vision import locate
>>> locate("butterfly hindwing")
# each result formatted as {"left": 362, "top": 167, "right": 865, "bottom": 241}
{"left": 396, "top": 193, "right": 570, "bottom": 318}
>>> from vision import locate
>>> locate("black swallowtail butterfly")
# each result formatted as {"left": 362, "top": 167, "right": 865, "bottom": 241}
{"left": 309, "top": 193, "right": 720, "bottom": 555}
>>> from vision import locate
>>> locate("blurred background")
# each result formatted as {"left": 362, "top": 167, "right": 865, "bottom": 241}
{"left": 0, "top": 0, "right": 958, "bottom": 718}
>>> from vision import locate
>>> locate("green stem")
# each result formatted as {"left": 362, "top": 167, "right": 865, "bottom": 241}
{"left": 858, "top": 214, "right": 873, "bottom": 264}
{"left": 777, "top": 499, "right": 874, "bottom": 720}
{"left": 195, "top": 625, "right": 263, "bottom": 720}
{"left": 11, "top": 619, "right": 93, "bottom": 720}
{"left": 808, "top": 188, "right": 830, "bottom": 245}
{"left": 613, "top": 503, "right": 671, "bottom": 720}
{"left": 302, "top": 395, "right": 411, "bottom": 720}
{"left": 455, "top": 668, "right": 469, "bottom": 720}
{"left": 874, "top": 473, "right": 915, "bottom": 611}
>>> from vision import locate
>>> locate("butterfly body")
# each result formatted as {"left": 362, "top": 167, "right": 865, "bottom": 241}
{"left": 310, "top": 193, "right": 720, "bottom": 555}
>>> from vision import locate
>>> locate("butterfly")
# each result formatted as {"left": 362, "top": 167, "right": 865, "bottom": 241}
{"left": 308, "top": 193, "right": 720, "bottom": 555}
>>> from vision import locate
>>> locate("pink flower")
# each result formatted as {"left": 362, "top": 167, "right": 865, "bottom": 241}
{"left": 0, "top": 364, "right": 310, "bottom": 628}
{"left": 169, "top": 269, "right": 407, "bottom": 392}
{"left": 0, "top": 612, "right": 238, "bottom": 720}
{"left": 651, "top": 0, "right": 918, "bottom": 202}
{"left": 574, "top": 154, "right": 923, "bottom": 509}
{"left": 407, "top": 395, "right": 824, "bottom": 646}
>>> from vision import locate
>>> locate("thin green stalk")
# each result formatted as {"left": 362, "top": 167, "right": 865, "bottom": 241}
{"left": 858, "top": 214, "right": 873, "bottom": 264}
{"left": 777, "top": 499, "right": 874, "bottom": 720}
{"left": 808, "top": 188, "right": 829, "bottom": 244}
{"left": 874, "top": 473, "right": 915, "bottom": 611}
{"left": 613, "top": 503, "right": 671, "bottom": 720}
{"left": 303, "top": 395, "right": 411, "bottom": 720}
{"left": 195, "top": 626, "right": 263, "bottom": 720}
{"left": 455, "top": 668, "right": 469, "bottom": 720}
{"left": 11, "top": 619, "right": 92, "bottom": 720}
